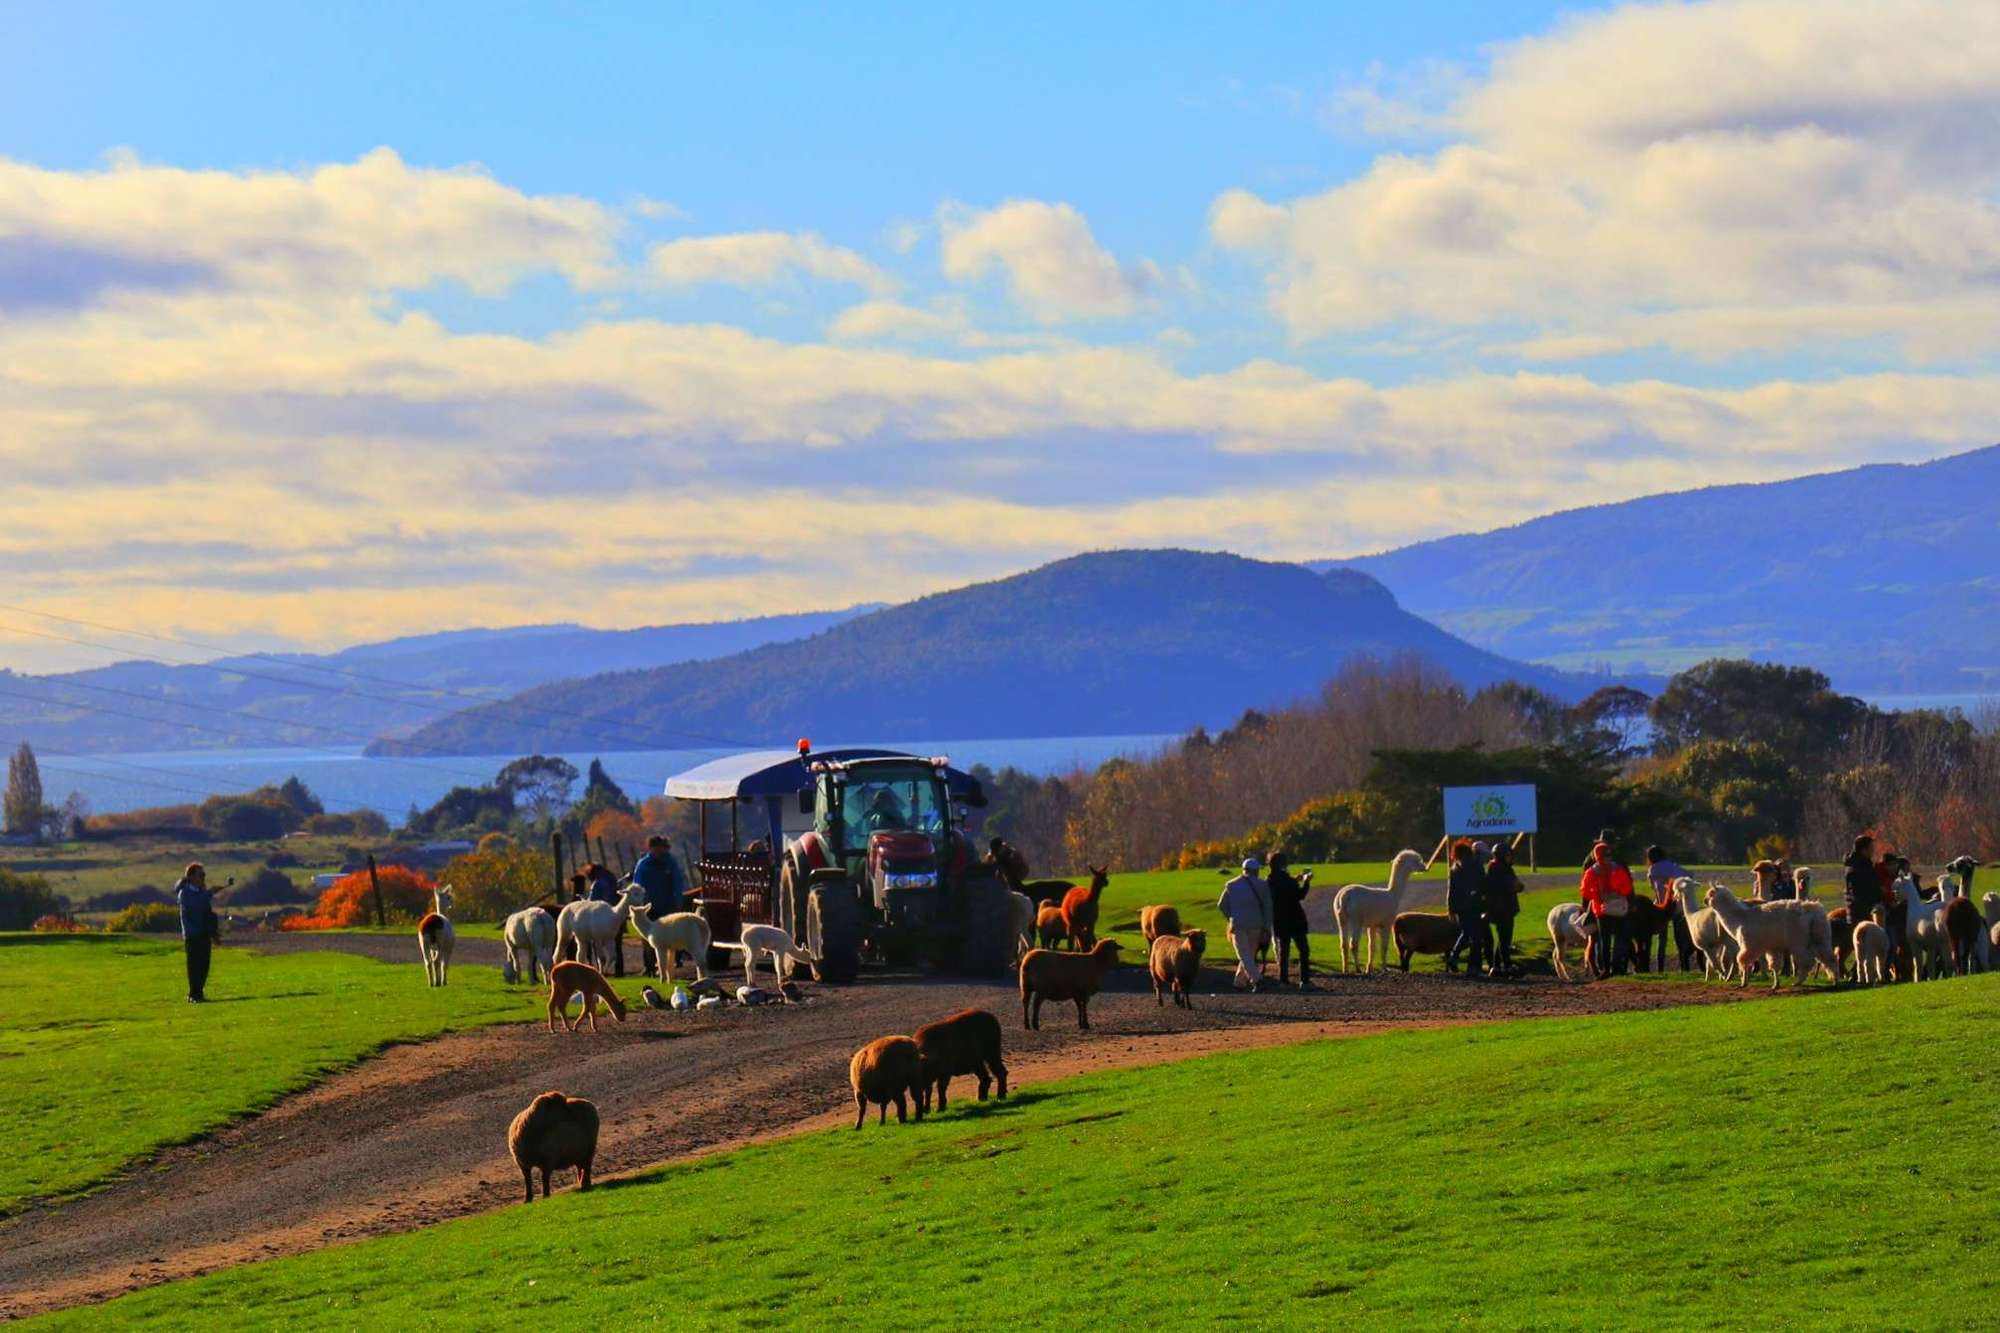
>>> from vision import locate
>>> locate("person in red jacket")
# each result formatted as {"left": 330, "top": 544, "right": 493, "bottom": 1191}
{"left": 1579, "top": 841, "right": 1635, "bottom": 977}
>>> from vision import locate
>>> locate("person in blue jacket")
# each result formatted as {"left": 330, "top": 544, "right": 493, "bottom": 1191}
{"left": 631, "top": 836, "right": 690, "bottom": 976}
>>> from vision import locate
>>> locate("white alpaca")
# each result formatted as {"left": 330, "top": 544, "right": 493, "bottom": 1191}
{"left": 719, "top": 923, "right": 816, "bottom": 989}
{"left": 1545, "top": 902, "right": 1598, "bottom": 983}
{"left": 1764, "top": 898, "right": 1838, "bottom": 983}
{"left": 628, "top": 904, "right": 713, "bottom": 983}
{"left": 501, "top": 906, "right": 556, "bottom": 985}
{"left": 1705, "top": 885, "right": 1812, "bottom": 990}
{"left": 1792, "top": 866, "right": 1813, "bottom": 901}
{"left": 1332, "top": 849, "right": 1430, "bottom": 973}
{"left": 555, "top": 887, "right": 639, "bottom": 973}
{"left": 1685, "top": 882, "right": 1739, "bottom": 981}
{"left": 418, "top": 884, "right": 456, "bottom": 987}
{"left": 1903, "top": 875, "right": 1948, "bottom": 980}
{"left": 1852, "top": 918, "right": 1889, "bottom": 985}
{"left": 1979, "top": 891, "right": 2000, "bottom": 971}
{"left": 1009, "top": 890, "right": 1036, "bottom": 963}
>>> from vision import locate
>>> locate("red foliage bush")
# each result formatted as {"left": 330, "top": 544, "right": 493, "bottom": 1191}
{"left": 31, "top": 913, "right": 89, "bottom": 933}
{"left": 282, "top": 865, "right": 437, "bottom": 929}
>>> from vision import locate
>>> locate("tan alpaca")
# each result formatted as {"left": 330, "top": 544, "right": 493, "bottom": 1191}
{"left": 546, "top": 960, "right": 628, "bottom": 1033}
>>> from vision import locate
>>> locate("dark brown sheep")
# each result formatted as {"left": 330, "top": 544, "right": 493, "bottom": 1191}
{"left": 1149, "top": 928, "right": 1206, "bottom": 1008}
{"left": 1392, "top": 912, "right": 1458, "bottom": 972}
{"left": 849, "top": 1035, "right": 925, "bottom": 1128}
{"left": 914, "top": 1008, "right": 1008, "bottom": 1113}
{"left": 1019, "top": 938, "right": 1122, "bottom": 1030}
{"left": 507, "top": 1090, "right": 600, "bottom": 1202}
{"left": 1139, "top": 904, "right": 1182, "bottom": 943}
{"left": 1944, "top": 894, "right": 1983, "bottom": 975}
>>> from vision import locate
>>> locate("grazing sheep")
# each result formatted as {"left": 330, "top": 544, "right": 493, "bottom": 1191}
{"left": 914, "top": 1008, "right": 1008, "bottom": 1113}
{"left": 1139, "top": 904, "right": 1183, "bottom": 943}
{"left": 554, "top": 887, "right": 639, "bottom": 973}
{"left": 1019, "top": 939, "right": 1122, "bottom": 1030}
{"left": 1149, "top": 928, "right": 1207, "bottom": 1008}
{"left": 507, "top": 1091, "right": 600, "bottom": 1202}
{"left": 1684, "top": 882, "right": 1739, "bottom": 981}
{"left": 1546, "top": 902, "right": 1598, "bottom": 983}
{"left": 546, "top": 959, "right": 628, "bottom": 1033}
{"left": 1060, "top": 866, "right": 1110, "bottom": 951}
{"left": 416, "top": 885, "right": 456, "bottom": 987}
{"left": 1035, "top": 903, "right": 1068, "bottom": 950}
{"left": 1009, "top": 890, "right": 1037, "bottom": 961}
{"left": 849, "top": 1035, "right": 925, "bottom": 1128}
{"left": 1392, "top": 912, "right": 1459, "bottom": 973}
{"left": 501, "top": 905, "right": 556, "bottom": 985}
{"left": 1853, "top": 915, "right": 1890, "bottom": 985}
{"left": 721, "top": 922, "right": 816, "bottom": 989}
{"left": 1333, "top": 849, "right": 1430, "bottom": 973}
{"left": 627, "top": 903, "right": 712, "bottom": 983}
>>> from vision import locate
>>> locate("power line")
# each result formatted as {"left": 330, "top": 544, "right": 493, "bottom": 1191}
{"left": 0, "top": 602, "right": 762, "bottom": 752}
{"left": 35, "top": 749, "right": 395, "bottom": 817}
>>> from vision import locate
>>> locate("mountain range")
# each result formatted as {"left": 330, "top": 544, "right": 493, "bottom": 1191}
{"left": 370, "top": 550, "right": 1585, "bottom": 756}
{"left": 1324, "top": 443, "right": 2000, "bottom": 694}
{"left": 0, "top": 606, "right": 875, "bottom": 754}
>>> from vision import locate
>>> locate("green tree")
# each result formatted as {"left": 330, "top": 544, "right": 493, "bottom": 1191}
{"left": 494, "top": 755, "right": 579, "bottom": 824}
{"left": 274, "top": 776, "right": 325, "bottom": 818}
{"left": 1649, "top": 660, "right": 1870, "bottom": 770}
{"left": 5, "top": 742, "right": 45, "bottom": 838}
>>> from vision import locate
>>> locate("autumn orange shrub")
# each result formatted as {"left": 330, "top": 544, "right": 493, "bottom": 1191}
{"left": 584, "top": 808, "right": 647, "bottom": 854}
{"left": 282, "top": 865, "right": 436, "bottom": 929}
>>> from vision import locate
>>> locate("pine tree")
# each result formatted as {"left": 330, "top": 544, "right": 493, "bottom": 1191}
{"left": 5, "top": 742, "right": 45, "bottom": 838}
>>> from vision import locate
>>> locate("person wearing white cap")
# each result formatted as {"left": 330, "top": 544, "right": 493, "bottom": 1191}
{"left": 1216, "top": 857, "right": 1272, "bottom": 991}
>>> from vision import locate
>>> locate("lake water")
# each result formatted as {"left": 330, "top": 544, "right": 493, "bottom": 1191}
{"left": 40, "top": 734, "right": 1179, "bottom": 819}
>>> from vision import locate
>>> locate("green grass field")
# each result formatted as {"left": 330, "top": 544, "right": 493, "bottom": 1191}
{"left": 0, "top": 935, "right": 536, "bottom": 1214}
{"left": 44, "top": 973, "right": 2000, "bottom": 1329}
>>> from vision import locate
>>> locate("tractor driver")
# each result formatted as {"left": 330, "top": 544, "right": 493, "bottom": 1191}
{"left": 863, "top": 786, "right": 907, "bottom": 832}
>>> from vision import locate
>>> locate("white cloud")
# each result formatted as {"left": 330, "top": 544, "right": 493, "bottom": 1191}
{"left": 647, "top": 230, "right": 895, "bottom": 295}
{"left": 1213, "top": 0, "right": 2000, "bottom": 355}
{"left": 0, "top": 147, "right": 620, "bottom": 310}
{"left": 827, "top": 299, "right": 969, "bottom": 343}
{"left": 940, "top": 199, "right": 1158, "bottom": 322}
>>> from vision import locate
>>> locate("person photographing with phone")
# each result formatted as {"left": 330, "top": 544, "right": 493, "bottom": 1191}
{"left": 175, "top": 862, "right": 227, "bottom": 1003}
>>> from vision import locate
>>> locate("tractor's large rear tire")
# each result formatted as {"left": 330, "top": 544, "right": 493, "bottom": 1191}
{"left": 957, "top": 869, "right": 1017, "bottom": 978}
{"left": 808, "top": 882, "right": 862, "bottom": 985}
{"left": 778, "top": 859, "right": 809, "bottom": 943}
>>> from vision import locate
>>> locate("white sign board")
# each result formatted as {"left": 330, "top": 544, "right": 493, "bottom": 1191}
{"left": 1442, "top": 784, "right": 1538, "bottom": 836}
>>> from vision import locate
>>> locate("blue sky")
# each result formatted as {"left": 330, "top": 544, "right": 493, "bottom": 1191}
{"left": 4, "top": 0, "right": 1999, "bottom": 670}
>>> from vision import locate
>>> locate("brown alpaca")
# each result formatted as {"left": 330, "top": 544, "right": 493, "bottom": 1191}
{"left": 507, "top": 1091, "right": 599, "bottom": 1202}
{"left": 1060, "top": 866, "right": 1109, "bottom": 950}
{"left": 1035, "top": 903, "right": 1068, "bottom": 950}
{"left": 1019, "top": 938, "right": 1122, "bottom": 1030}
{"left": 547, "top": 960, "right": 628, "bottom": 1033}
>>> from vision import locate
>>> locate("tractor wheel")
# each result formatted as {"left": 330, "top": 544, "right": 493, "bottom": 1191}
{"left": 807, "top": 882, "right": 862, "bottom": 984}
{"left": 957, "top": 869, "right": 1017, "bottom": 978}
{"left": 778, "top": 859, "right": 809, "bottom": 942}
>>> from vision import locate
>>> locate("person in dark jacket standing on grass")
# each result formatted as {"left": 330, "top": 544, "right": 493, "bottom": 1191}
{"left": 1266, "top": 851, "right": 1315, "bottom": 990}
{"left": 1842, "top": 835, "right": 1881, "bottom": 919}
{"left": 175, "top": 862, "right": 219, "bottom": 1003}
{"left": 1445, "top": 841, "right": 1488, "bottom": 976}
{"left": 1484, "top": 842, "right": 1523, "bottom": 976}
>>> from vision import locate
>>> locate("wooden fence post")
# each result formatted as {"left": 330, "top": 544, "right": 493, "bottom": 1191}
{"left": 366, "top": 853, "right": 386, "bottom": 928}
{"left": 551, "top": 831, "right": 566, "bottom": 901}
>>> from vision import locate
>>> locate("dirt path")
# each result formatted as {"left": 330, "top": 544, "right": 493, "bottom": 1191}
{"left": 0, "top": 937, "right": 1758, "bottom": 1319}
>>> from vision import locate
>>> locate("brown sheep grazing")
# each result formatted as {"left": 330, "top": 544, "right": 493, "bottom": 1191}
{"left": 1392, "top": 912, "right": 1459, "bottom": 972}
{"left": 1035, "top": 903, "right": 1068, "bottom": 950}
{"left": 914, "top": 1008, "right": 1008, "bottom": 1113}
{"left": 1149, "top": 928, "right": 1206, "bottom": 1008}
{"left": 1019, "top": 938, "right": 1122, "bottom": 1030}
{"left": 849, "top": 1035, "right": 926, "bottom": 1129}
{"left": 507, "top": 1091, "right": 600, "bottom": 1202}
{"left": 1139, "top": 904, "right": 1182, "bottom": 943}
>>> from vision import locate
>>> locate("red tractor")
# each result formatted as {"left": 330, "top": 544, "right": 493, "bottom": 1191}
{"left": 665, "top": 745, "right": 1014, "bottom": 982}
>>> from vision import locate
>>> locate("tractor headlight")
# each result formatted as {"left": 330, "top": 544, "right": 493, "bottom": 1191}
{"left": 885, "top": 871, "right": 938, "bottom": 890}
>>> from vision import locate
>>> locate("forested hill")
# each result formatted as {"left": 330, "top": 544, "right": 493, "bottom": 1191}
{"left": 1326, "top": 443, "right": 2000, "bottom": 694}
{"left": 371, "top": 549, "right": 1587, "bottom": 755}
{"left": 0, "top": 606, "right": 875, "bottom": 754}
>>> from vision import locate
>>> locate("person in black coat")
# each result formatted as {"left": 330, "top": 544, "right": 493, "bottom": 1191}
{"left": 1445, "top": 841, "right": 1488, "bottom": 976}
{"left": 1483, "top": 843, "right": 1523, "bottom": 976}
{"left": 1265, "top": 851, "right": 1315, "bottom": 990}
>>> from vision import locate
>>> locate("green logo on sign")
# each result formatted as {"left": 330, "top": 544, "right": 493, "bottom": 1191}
{"left": 1471, "top": 793, "right": 1510, "bottom": 820}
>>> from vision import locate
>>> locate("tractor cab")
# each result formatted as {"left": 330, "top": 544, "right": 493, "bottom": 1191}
{"left": 805, "top": 755, "right": 959, "bottom": 919}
